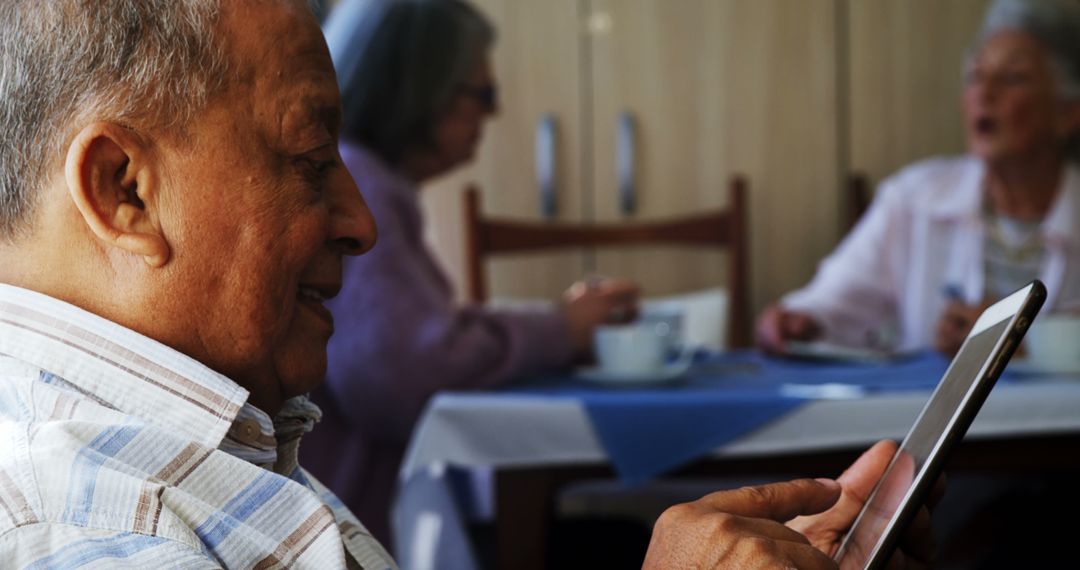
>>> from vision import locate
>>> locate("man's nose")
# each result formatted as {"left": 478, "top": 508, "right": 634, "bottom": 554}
{"left": 328, "top": 167, "right": 377, "bottom": 256}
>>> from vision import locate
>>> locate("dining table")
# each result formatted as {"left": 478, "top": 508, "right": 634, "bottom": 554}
{"left": 393, "top": 349, "right": 1080, "bottom": 570}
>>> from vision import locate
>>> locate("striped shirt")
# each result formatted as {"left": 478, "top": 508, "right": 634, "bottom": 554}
{"left": 0, "top": 284, "right": 397, "bottom": 569}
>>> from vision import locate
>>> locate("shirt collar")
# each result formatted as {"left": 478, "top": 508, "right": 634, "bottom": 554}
{"left": 0, "top": 283, "right": 248, "bottom": 448}
{"left": 222, "top": 396, "right": 322, "bottom": 477}
{"left": 1040, "top": 162, "right": 1080, "bottom": 245}
{"left": 924, "top": 157, "right": 1080, "bottom": 245}
{"left": 926, "top": 156, "right": 985, "bottom": 221}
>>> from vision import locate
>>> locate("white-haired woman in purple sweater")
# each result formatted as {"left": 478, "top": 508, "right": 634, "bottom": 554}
{"left": 300, "top": 0, "right": 637, "bottom": 546}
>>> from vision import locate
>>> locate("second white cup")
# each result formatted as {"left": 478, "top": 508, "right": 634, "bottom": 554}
{"left": 594, "top": 323, "right": 666, "bottom": 374}
{"left": 1025, "top": 315, "right": 1080, "bottom": 374}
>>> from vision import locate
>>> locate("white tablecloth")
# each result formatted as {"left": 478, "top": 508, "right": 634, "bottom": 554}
{"left": 402, "top": 378, "right": 1080, "bottom": 480}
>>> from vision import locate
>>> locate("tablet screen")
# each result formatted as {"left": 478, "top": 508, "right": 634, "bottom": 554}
{"left": 835, "top": 317, "right": 1012, "bottom": 568}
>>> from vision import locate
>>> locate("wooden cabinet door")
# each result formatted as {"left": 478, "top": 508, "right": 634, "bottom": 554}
{"left": 848, "top": 0, "right": 990, "bottom": 186}
{"left": 419, "top": 0, "right": 991, "bottom": 311}
{"left": 589, "top": 0, "right": 842, "bottom": 316}
{"left": 420, "top": 0, "right": 588, "bottom": 302}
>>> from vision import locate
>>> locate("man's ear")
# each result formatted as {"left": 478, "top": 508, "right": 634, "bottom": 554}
{"left": 64, "top": 123, "right": 170, "bottom": 268}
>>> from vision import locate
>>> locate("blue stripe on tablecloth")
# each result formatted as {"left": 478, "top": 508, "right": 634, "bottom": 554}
{"left": 513, "top": 351, "right": 952, "bottom": 482}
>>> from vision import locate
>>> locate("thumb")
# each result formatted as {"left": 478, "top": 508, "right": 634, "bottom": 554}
{"left": 837, "top": 440, "right": 898, "bottom": 503}
{"left": 699, "top": 478, "right": 842, "bottom": 522}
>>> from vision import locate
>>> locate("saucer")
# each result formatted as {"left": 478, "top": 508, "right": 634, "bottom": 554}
{"left": 576, "top": 361, "right": 691, "bottom": 386}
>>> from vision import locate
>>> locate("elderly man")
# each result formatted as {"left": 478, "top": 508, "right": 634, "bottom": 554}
{"left": 0, "top": 0, "right": 932, "bottom": 568}
{"left": 0, "top": 0, "right": 394, "bottom": 567}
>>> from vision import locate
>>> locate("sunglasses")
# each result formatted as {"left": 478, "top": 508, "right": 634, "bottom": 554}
{"left": 457, "top": 83, "right": 498, "bottom": 111}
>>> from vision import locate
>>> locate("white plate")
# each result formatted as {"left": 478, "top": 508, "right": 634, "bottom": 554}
{"left": 576, "top": 361, "right": 691, "bottom": 386}
{"left": 784, "top": 341, "right": 895, "bottom": 364}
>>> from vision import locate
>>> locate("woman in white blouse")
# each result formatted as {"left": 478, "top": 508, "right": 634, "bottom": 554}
{"left": 757, "top": 0, "right": 1080, "bottom": 356}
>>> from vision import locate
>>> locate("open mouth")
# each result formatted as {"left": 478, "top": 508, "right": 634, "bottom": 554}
{"left": 974, "top": 116, "right": 998, "bottom": 135}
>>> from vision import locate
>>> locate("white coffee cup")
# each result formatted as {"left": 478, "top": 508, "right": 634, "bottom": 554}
{"left": 639, "top": 306, "right": 684, "bottom": 353}
{"left": 1024, "top": 315, "right": 1080, "bottom": 374}
{"left": 594, "top": 323, "right": 666, "bottom": 374}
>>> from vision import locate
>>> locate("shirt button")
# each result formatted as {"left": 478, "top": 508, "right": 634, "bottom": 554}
{"left": 240, "top": 420, "right": 260, "bottom": 441}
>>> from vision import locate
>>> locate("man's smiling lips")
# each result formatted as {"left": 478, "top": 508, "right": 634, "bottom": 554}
{"left": 297, "top": 282, "right": 340, "bottom": 330}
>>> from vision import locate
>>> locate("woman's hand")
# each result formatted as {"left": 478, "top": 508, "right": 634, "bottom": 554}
{"left": 756, "top": 303, "right": 824, "bottom": 354}
{"left": 561, "top": 278, "right": 639, "bottom": 356}
{"left": 934, "top": 300, "right": 991, "bottom": 356}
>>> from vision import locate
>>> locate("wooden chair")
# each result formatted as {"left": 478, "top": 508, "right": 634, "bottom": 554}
{"left": 463, "top": 176, "right": 751, "bottom": 347}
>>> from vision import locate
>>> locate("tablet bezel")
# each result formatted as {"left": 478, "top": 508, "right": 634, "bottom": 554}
{"left": 834, "top": 280, "right": 1046, "bottom": 569}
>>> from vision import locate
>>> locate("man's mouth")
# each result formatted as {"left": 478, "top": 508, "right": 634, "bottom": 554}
{"left": 299, "top": 286, "right": 329, "bottom": 303}
{"left": 297, "top": 283, "right": 340, "bottom": 330}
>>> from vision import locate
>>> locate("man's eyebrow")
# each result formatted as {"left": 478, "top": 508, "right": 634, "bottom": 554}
{"left": 282, "top": 97, "right": 339, "bottom": 147}
{"left": 325, "top": 102, "right": 343, "bottom": 134}
{"left": 300, "top": 94, "right": 342, "bottom": 133}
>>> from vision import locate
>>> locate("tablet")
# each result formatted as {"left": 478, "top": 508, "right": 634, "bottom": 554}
{"left": 833, "top": 280, "right": 1046, "bottom": 570}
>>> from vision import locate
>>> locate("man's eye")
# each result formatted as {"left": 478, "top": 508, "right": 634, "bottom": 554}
{"left": 299, "top": 155, "right": 338, "bottom": 188}
{"left": 311, "top": 159, "right": 336, "bottom": 174}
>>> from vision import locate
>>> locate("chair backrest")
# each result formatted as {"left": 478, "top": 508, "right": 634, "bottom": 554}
{"left": 464, "top": 176, "right": 750, "bottom": 347}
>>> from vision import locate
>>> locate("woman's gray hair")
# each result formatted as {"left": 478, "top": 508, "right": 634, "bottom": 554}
{"left": 0, "top": 0, "right": 232, "bottom": 242}
{"left": 323, "top": 0, "right": 495, "bottom": 165}
{"left": 976, "top": 0, "right": 1080, "bottom": 101}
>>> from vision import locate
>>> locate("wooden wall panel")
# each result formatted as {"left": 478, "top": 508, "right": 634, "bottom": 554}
{"left": 420, "top": 0, "right": 587, "bottom": 302}
{"left": 847, "top": 0, "right": 990, "bottom": 186}
{"left": 589, "top": 0, "right": 842, "bottom": 318}
{"left": 411, "top": 0, "right": 994, "bottom": 319}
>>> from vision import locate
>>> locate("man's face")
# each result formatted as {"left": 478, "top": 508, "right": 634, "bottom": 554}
{"left": 156, "top": 0, "right": 374, "bottom": 412}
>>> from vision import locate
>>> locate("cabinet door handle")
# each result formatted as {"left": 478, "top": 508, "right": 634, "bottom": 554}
{"left": 535, "top": 114, "right": 558, "bottom": 219}
{"left": 617, "top": 111, "right": 637, "bottom": 215}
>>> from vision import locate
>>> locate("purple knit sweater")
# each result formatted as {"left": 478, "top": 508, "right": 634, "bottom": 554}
{"left": 300, "top": 141, "right": 574, "bottom": 546}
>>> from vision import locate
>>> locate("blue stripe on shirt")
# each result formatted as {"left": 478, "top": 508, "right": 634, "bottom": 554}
{"left": 25, "top": 532, "right": 168, "bottom": 570}
{"left": 193, "top": 470, "right": 288, "bottom": 549}
{"left": 62, "top": 425, "right": 141, "bottom": 525}
{"left": 0, "top": 374, "right": 33, "bottom": 420}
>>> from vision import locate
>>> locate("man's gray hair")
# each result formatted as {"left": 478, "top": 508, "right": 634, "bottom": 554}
{"left": 0, "top": 0, "right": 237, "bottom": 241}
{"left": 976, "top": 0, "right": 1080, "bottom": 101}
{"left": 323, "top": 0, "right": 495, "bottom": 165}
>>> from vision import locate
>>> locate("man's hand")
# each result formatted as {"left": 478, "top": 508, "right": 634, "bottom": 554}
{"left": 756, "top": 303, "right": 824, "bottom": 354}
{"left": 643, "top": 441, "right": 939, "bottom": 569}
{"left": 643, "top": 478, "right": 844, "bottom": 569}
{"left": 561, "top": 278, "right": 639, "bottom": 356}
{"left": 934, "top": 300, "right": 991, "bottom": 356}
{"left": 787, "top": 440, "right": 937, "bottom": 569}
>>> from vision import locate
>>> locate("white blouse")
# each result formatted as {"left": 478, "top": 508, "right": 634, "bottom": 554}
{"left": 783, "top": 156, "right": 1080, "bottom": 351}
